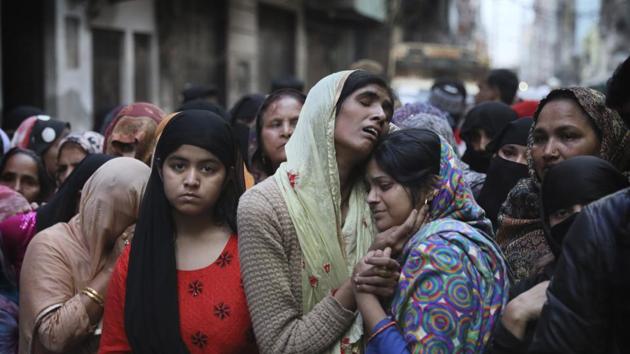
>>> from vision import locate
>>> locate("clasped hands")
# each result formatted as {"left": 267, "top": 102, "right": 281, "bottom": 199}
{"left": 352, "top": 206, "right": 428, "bottom": 299}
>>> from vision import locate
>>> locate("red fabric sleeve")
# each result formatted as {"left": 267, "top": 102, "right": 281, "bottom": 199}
{"left": 98, "top": 245, "right": 131, "bottom": 354}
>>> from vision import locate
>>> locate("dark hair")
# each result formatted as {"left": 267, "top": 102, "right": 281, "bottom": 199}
{"left": 251, "top": 89, "right": 306, "bottom": 177}
{"left": 335, "top": 70, "right": 395, "bottom": 118}
{"left": 0, "top": 147, "right": 54, "bottom": 203}
{"left": 606, "top": 56, "right": 630, "bottom": 117}
{"left": 534, "top": 89, "right": 603, "bottom": 142}
{"left": 487, "top": 69, "right": 519, "bottom": 105}
{"left": 372, "top": 129, "right": 441, "bottom": 206}
{"left": 181, "top": 84, "right": 218, "bottom": 103}
{"left": 229, "top": 94, "right": 266, "bottom": 126}
{"left": 431, "top": 78, "right": 467, "bottom": 101}
{"left": 271, "top": 77, "right": 304, "bottom": 93}
{"left": 35, "top": 154, "right": 114, "bottom": 231}
{"left": 177, "top": 99, "right": 229, "bottom": 121}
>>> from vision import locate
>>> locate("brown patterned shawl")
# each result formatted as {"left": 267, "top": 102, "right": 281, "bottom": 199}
{"left": 496, "top": 87, "right": 630, "bottom": 281}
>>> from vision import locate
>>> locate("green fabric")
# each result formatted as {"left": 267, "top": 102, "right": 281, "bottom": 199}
{"left": 274, "top": 70, "right": 375, "bottom": 352}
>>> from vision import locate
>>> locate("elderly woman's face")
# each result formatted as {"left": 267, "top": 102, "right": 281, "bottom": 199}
{"left": 260, "top": 96, "right": 303, "bottom": 170}
{"left": 106, "top": 116, "right": 158, "bottom": 164}
{"left": 56, "top": 143, "right": 87, "bottom": 186}
{"left": 531, "top": 99, "right": 601, "bottom": 179}
{"left": 334, "top": 84, "right": 392, "bottom": 162}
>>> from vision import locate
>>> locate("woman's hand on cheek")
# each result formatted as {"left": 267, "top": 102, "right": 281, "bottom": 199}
{"left": 353, "top": 248, "right": 400, "bottom": 299}
{"left": 369, "top": 204, "right": 429, "bottom": 256}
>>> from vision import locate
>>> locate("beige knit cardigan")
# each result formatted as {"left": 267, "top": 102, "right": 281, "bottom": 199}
{"left": 237, "top": 178, "right": 357, "bottom": 354}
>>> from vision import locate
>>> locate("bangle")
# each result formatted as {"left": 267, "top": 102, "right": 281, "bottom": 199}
{"left": 367, "top": 320, "right": 397, "bottom": 342}
{"left": 81, "top": 287, "right": 104, "bottom": 307}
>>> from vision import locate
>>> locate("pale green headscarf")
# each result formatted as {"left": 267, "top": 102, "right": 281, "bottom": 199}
{"left": 274, "top": 70, "right": 376, "bottom": 353}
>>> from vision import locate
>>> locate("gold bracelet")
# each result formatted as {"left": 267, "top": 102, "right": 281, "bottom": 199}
{"left": 81, "top": 287, "right": 104, "bottom": 307}
{"left": 84, "top": 287, "right": 104, "bottom": 304}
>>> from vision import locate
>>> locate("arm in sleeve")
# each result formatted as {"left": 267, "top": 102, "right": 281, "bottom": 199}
{"left": 237, "top": 187, "right": 356, "bottom": 354}
{"left": 36, "top": 295, "right": 92, "bottom": 352}
{"left": 365, "top": 318, "right": 410, "bottom": 354}
{"left": 529, "top": 209, "right": 611, "bottom": 353}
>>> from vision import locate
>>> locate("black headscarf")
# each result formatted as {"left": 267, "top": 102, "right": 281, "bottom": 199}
{"left": 477, "top": 118, "right": 534, "bottom": 229}
{"left": 461, "top": 102, "right": 518, "bottom": 172}
{"left": 177, "top": 99, "right": 229, "bottom": 121}
{"left": 35, "top": 154, "right": 114, "bottom": 231}
{"left": 125, "top": 110, "right": 244, "bottom": 354}
{"left": 28, "top": 118, "right": 71, "bottom": 156}
{"left": 541, "top": 156, "right": 629, "bottom": 256}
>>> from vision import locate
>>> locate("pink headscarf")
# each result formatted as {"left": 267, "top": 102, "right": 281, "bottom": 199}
{"left": 0, "top": 186, "right": 30, "bottom": 222}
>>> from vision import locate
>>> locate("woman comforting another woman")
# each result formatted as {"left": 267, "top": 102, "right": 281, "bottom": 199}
{"left": 356, "top": 129, "right": 509, "bottom": 353}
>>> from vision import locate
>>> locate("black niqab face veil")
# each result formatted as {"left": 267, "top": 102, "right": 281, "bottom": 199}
{"left": 125, "top": 110, "right": 244, "bottom": 354}
{"left": 541, "top": 155, "right": 629, "bottom": 256}
{"left": 477, "top": 118, "right": 534, "bottom": 228}
{"left": 461, "top": 102, "right": 518, "bottom": 173}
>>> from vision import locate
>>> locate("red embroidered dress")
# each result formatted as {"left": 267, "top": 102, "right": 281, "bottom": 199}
{"left": 99, "top": 234, "right": 258, "bottom": 354}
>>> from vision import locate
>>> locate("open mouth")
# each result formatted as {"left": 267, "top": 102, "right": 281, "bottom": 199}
{"left": 363, "top": 126, "right": 379, "bottom": 139}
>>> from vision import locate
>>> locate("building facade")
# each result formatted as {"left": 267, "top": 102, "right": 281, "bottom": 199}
{"left": 1, "top": 0, "right": 388, "bottom": 131}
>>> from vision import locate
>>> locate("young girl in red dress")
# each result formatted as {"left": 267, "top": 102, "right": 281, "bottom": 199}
{"left": 99, "top": 109, "right": 257, "bottom": 354}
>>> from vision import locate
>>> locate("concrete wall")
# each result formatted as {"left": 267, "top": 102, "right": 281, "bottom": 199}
{"left": 226, "top": 0, "right": 259, "bottom": 107}
{"left": 49, "top": 0, "right": 158, "bottom": 131}
{"left": 226, "top": 0, "right": 306, "bottom": 106}
{"left": 155, "top": 0, "right": 226, "bottom": 112}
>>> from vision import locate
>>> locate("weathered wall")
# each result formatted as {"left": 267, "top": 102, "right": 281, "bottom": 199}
{"left": 156, "top": 0, "right": 226, "bottom": 112}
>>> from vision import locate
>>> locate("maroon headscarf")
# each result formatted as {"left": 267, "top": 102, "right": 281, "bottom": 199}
{"left": 103, "top": 102, "right": 164, "bottom": 164}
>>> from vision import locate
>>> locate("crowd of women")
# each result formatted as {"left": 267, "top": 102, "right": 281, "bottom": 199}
{"left": 0, "top": 54, "right": 628, "bottom": 354}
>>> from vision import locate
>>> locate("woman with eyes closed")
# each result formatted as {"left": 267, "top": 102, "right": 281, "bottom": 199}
{"left": 99, "top": 110, "right": 256, "bottom": 354}
{"left": 355, "top": 128, "right": 509, "bottom": 353}
{"left": 238, "top": 70, "right": 411, "bottom": 354}
{"left": 495, "top": 87, "right": 630, "bottom": 282}
{"left": 250, "top": 89, "right": 306, "bottom": 183}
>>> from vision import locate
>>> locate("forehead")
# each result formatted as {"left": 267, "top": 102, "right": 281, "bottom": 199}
{"left": 536, "top": 99, "right": 591, "bottom": 129}
{"left": 166, "top": 144, "right": 218, "bottom": 161}
{"left": 265, "top": 96, "right": 303, "bottom": 115}
{"left": 366, "top": 158, "right": 388, "bottom": 177}
{"left": 59, "top": 145, "right": 87, "bottom": 161}
{"left": 4, "top": 153, "right": 38, "bottom": 173}
{"left": 349, "top": 84, "right": 390, "bottom": 100}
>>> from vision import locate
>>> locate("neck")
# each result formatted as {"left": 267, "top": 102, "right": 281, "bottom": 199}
{"left": 336, "top": 150, "right": 358, "bottom": 206}
{"left": 172, "top": 210, "right": 218, "bottom": 240}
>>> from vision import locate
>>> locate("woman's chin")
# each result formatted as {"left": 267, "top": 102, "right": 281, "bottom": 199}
{"left": 374, "top": 218, "right": 394, "bottom": 233}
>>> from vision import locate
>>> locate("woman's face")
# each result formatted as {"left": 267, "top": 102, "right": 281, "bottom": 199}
{"left": 532, "top": 99, "right": 601, "bottom": 179}
{"left": 56, "top": 143, "right": 87, "bottom": 186}
{"left": 0, "top": 153, "right": 41, "bottom": 203}
{"left": 468, "top": 128, "right": 492, "bottom": 152}
{"left": 42, "top": 127, "right": 70, "bottom": 178}
{"left": 497, "top": 144, "right": 528, "bottom": 165}
{"left": 334, "top": 84, "right": 393, "bottom": 163}
{"left": 366, "top": 159, "right": 416, "bottom": 232}
{"left": 162, "top": 144, "right": 226, "bottom": 217}
{"left": 549, "top": 204, "right": 583, "bottom": 227}
{"left": 260, "top": 96, "right": 303, "bottom": 169}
